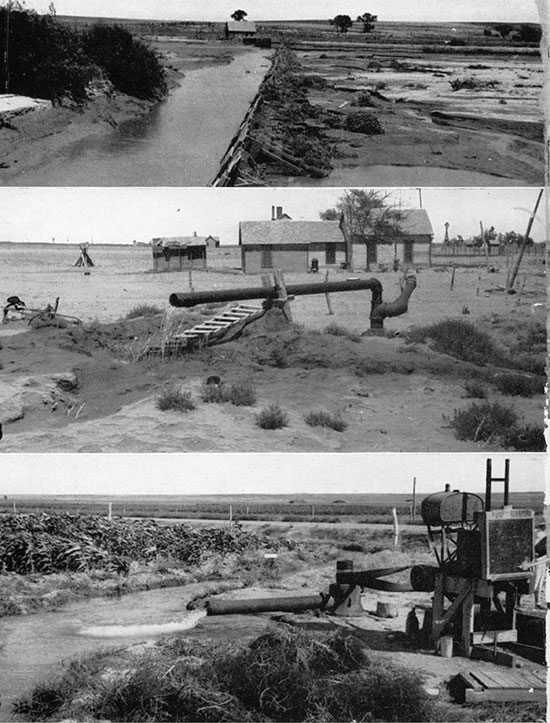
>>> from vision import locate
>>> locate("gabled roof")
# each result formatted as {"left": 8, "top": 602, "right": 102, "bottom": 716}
{"left": 362, "top": 209, "right": 433, "bottom": 237}
{"left": 226, "top": 20, "right": 257, "bottom": 32}
{"left": 239, "top": 220, "right": 343, "bottom": 246}
{"left": 152, "top": 236, "right": 207, "bottom": 247}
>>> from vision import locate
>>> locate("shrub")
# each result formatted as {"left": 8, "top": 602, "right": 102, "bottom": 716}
{"left": 504, "top": 425, "right": 546, "bottom": 452}
{"left": 126, "top": 304, "right": 162, "bottom": 319}
{"left": 228, "top": 383, "right": 257, "bottom": 407}
{"left": 449, "top": 77, "right": 499, "bottom": 91}
{"left": 200, "top": 383, "right": 231, "bottom": 403}
{"left": 493, "top": 373, "right": 544, "bottom": 398}
{"left": 269, "top": 343, "right": 289, "bottom": 368}
{"left": 157, "top": 387, "right": 195, "bottom": 412}
{"left": 406, "top": 320, "right": 505, "bottom": 367}
{"left": 255, "top": 405, "right": 289, "bottom": 430}
{"left": 344, "top": 111, "right": 384, "bottom": 135}
{"left": 324, "top": 322, "right": 361, "bottom": 342}
{"left": 355, "top": 91, "right": 374, "bottom": 106}
{"left": 464, "top": 381, "right": 487, "bottom": 399}
{"left": 450, "top": 402, "right": 518, "bottom": 444}
{"left": 305, "top": 411, "right": 347, "bottom": 432}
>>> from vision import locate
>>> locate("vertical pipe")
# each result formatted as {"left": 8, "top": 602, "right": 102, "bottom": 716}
{"left": 504, "top": 458, "right": 510, "bottom": 506}
{"left": 485, "top": 458, "right": 492, "bottom": 512}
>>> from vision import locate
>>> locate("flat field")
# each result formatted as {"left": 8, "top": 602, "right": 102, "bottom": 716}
{"left": 0, "top": 244, "right": 545, "bottom": 453}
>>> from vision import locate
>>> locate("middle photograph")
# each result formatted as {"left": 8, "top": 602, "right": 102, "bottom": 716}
{"left": 0, "top": 186, "right": 545, "bottom": 454}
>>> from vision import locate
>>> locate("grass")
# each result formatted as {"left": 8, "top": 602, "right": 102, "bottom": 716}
{"left": 449, "top": 76, "right": 500, "bottom": 91}
{"left": 406, "top": 320, "right": 507, "bottom": 367}
{"left": 323, "top": 322, "right": 361, "bottom": 343}
{"left": 463, "top": 380, "right": 487, "bottom": 399}
{"left": 200, "top": 382, "right": 257, "bottom": 406}
{"left": 255, "top": 405, "right": 289, "bottom": 430}
{"left": 126, "top": 304, "right": 163, "bottom": 319}
{"left": 157, "top": 387, "right": 195, "bottom": 412}
{"left": 305, "top": 410, "right": 347, "bottom": 432}
{"left": 493, "top": 373, "right": 544, "bottom": 398}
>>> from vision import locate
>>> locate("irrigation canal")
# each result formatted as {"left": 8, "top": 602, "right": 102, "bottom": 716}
{"left": 16, "top": 49, "right": 270, "bottom": 187}
{"left": 0, "top": 585, "right": 208, "bottom": 720}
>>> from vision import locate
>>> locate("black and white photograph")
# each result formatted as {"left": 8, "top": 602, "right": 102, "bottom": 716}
{"left": 0, "top": 0, "right": 547, "bottom": 721}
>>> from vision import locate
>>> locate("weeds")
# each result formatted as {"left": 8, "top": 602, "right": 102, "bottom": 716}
{"left": 305, "top": 410, "right": 347, "bottom": 432}
{"left": 126, "top": 304, "right": 162, "bottom": 319}
{"left": 464, "top": 381, "right": 487, "bottom": 399}
{"left": 504, "top": 425, "right": 546, "bottom": 452}
{"left": 406, "top": 320, "right": 506, "bottom": 367}
{"left": 493, "top": 373, "right": 544, "bottom": 398}
{"left": 344, "top": 111, "right": 384, "bottom": 135}
{"left": 256, "top": 405, "right": 289, "bottom": 430}
{"left": 200, "top": 382, "right": 257, "bottom": 406}
{"left": 449, "top": 77, "right": 500, "bottom": 91}
{"left": 157, "top": 387, "right": 195, "bottom": 412}
{"left": 450, "top": 402, "right": 518, "bottom": 444}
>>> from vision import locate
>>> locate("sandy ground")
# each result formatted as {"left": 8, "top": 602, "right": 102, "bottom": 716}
{"left": 0, "top": 248, "right": 545, "bottom": 453}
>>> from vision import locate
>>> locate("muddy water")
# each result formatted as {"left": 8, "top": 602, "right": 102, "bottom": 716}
{"left": 284, "top": 165, "right": 528, "bottom": 187}
{"left": 17, "top": 50, "right": 269, "bottom": 187}
{"left": 0, "top": 587, "right": 205, "bottom": 720}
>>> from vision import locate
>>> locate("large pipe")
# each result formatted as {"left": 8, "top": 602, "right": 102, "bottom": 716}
{"left": 370, "top": 275, "right": 417, "bottom": 330}
{"left": 206, "top": 593, "right": 327, "bottom": 616}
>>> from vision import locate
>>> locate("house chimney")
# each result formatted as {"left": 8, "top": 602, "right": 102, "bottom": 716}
{"left": 193, "top": 231, "right": 197, "bottom": 236}
{"left": 276, "top": 206, "right": 283, "bottom": 220}
{"left": 271, "top": 206, "right": 276, "bottom": 221}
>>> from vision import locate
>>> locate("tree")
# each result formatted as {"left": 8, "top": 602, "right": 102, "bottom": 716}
{"left": 357, "top": 12, "right": 377, "bottom": 33}
{"left": 331, "top": 14, "right": 353, "bottom": 33}
{"left": 320, "top": 190, "right": 405, "bottom": 270}
{"left": 494, "top": 23, "right": 513, "bottom": 38}
{"left": 231, "top": 9, "right": 247, "bottom": 21}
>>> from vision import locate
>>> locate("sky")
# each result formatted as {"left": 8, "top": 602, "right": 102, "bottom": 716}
{"left": 1, "top": 453, "right": 546, "bottom": 495}
{"left": 17, "top": 0, "right": 541, "bottom": 23}
{"left": 0, "top": 187, "right": 545, "bottom": 246}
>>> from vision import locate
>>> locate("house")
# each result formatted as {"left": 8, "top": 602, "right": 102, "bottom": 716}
{"left": 351, "top": 209, "right": 433, "bottom": 269}
{"left": 225, "top": 20, "right": 257, "bottom": 40}
{"left": 239, "top": 209, "right": 345, "bottom": 274}
{"left": 205, "top": 235, "right": 220, "bottom": 249}
{"left": 152, "top": 235, "right": 208, "bottom": 271}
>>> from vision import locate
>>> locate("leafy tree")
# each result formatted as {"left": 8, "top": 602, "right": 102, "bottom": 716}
{"left": 82, "top": 25, "right": 167, "bottom": 100}
{"left": 231, "top": 9, "right": 248, "bottom": 21}
{"left": 331, "top": 14, "right": 353, "bottom": 33}
{"left": 320, "top": 190, "right": 405, "bottom": 270}
{"left": 357, "top": 12, "right": 377, "bottom": 33}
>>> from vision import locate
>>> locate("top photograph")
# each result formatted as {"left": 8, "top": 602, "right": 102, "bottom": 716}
{"left": 0, "top": 0, "right": 544, "bottom": 187}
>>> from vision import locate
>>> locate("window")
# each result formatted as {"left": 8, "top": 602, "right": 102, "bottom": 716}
{"left": 261, "top": 246, "right": 273, "bottom": 268}
{"left": 326, "top": 244, "right": 336, "bottom": 265}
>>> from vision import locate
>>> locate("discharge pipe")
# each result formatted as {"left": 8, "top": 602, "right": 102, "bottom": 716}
{"left": 169, "top": 276, "right": 416, "bottom": 330}
{"left": 206, "top": 593, "right": 328, "bottom": 616}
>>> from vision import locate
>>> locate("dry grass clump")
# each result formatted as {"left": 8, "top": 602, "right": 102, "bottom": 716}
{"left": 126, "top": 304, "right": 163, "bottom": 319}
{"left": 305, "top": 410, "right": 347, "bottom": 432}
{"left": 200, "top": 382, "right": 257, "bottom": 407}
{"left": 407, "top": 320, "right": 505, "bottom": 367}
{"left": 256, "top": 405, "right": 289, "bottom": 430}
{"left": 344, "top": 111, "right": 384, "bottom": 135}
{"left": 449, "top": 402, "right": 545, "bottom": 451}
{"left": 463, "top": 380, "right": 487, "bottom": 399}
{"left": 157, "top": 387, "right": 196, "bottom": 412}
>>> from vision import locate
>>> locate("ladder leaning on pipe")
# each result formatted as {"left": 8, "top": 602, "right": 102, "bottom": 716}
{"left": 169, "top": 270, "right": 417, "bottom": 331}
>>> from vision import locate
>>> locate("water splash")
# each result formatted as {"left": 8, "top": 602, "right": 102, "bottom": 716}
{"left": 79, "top": 609, "right": 206, "bottom": 638}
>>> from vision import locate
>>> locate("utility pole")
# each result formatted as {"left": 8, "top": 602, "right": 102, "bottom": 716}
{"left": 412, "top": 476, "right": 416, "bottom": 524}
{"left": 507, "top": 188, "right": 543, "bottom": 292}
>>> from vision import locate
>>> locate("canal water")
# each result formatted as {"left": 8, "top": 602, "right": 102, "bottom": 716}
{"left": 15, "top": 50, "right": 269, "bottom": 187}
{"left": 0, "top": 586, "right": 206, "bottom": 720}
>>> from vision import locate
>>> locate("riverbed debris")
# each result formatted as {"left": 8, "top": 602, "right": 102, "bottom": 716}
{"left": 2, "top": 295, "right": 82, "bottom": 326}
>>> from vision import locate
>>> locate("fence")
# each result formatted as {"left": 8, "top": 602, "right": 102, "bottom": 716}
{"left": 432, "top": 243, "right": 545, "bottom": 258}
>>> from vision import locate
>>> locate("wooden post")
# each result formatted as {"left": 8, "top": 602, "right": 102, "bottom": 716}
{"left": 480, "top": 221, "right": 490, "bottom": 272}
{"left": 461, "top": 582, "right": 475, "bottom": 657}
{"left": 392, "top": 508, "right": 399, "bottom": 546}
{"left": 108, "top": 502, "right": 112, "bottom": 520}
{"left": 273, "top": 269, "right": 293, "bottom": 321}
{"left": 412, "top": 477, "right": 416, "bottom": 524}
{"left": 12, "top": 500, "right": 16, "bottom": 514}
{"left": 229, "top": 504, "right": 233, "bottom": 526}
{"left": 476, "top": 272, "right": 481, "bottom": 297}
{"left": 311, "top": 504, "right": 315, "bottom": 519}
{"left": 450, "top": 264, "right": 456, "bottom": 290}
{"left": 507, "top": 188, "right": 543, "bottom": 292}
{"left": 188, "top": 268, "right": 194, "bottom": 292}
{"left": 324, "top": 269, "right": 334, "bottom": 315}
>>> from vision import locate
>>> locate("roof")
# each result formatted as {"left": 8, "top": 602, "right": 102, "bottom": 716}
{"left": 239, "top": 220, "right": 343, "bottom": 246}
{"left": 363, "top": 209, "right": 433, "bottom": 237}
{"left": 226, "top": 20, "right": 257, "bottom": 32}
{"left": 152, "top": 236, "right": 207, "bottom": 247}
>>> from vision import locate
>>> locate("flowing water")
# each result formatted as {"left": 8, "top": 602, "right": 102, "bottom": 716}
{"left": 0, "top": 586, "right": 206, "bottom": 720}
{"left": 14, "top": 50, "right": 269, "bottom": 187}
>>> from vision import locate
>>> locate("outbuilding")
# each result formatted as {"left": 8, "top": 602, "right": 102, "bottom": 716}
{"left": 351, "top": 209, "right": 433, "bottom": 269}
{"left": 225, "top": 20, "right": 257, "bottom": 40}
{"left": 239, "top": 218, "right": 345, "bottom": 274}
{"left": 152, "top": 236, "right": 208, "bottom": 271}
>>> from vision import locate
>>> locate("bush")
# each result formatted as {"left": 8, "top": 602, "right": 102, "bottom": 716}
{"left": 305, "top": 411, "right": 347, "bottom": 432}
{"left": 450, "top": 402, "right": 518, "bottom": 443}
{"left": 256, "top": 405, "right": 289, "bottom": 430}
{"left": 504, "top": 425, "right": 546, "bottom": 452}
{"left": 355, "top": 91, "right": 374, "bottom": 107}
{"left": 449, "top": 77, "right": 499, "bottom": 91}
{"left": 493, "top": 373, "right": 544, "bottom": 398}
{"left": 406, "top": 320, "right": 505, "bottom": 367}
{"left": 200, "top": 382, "right": 256, "bottom": 406}
{"left": 82, "top": 24, "right": 167, "bottom": 100}
{"left": 126, "top": 304, "right": 162, "bottom": 319}
{"left": 344, "top": 111, "right": 384, "bottom": 135}
{"left": 464, "top": 381, "right": 487, "bottom": 399}
{"left": 157, "top": 387, "right": 195, "bottom": 412}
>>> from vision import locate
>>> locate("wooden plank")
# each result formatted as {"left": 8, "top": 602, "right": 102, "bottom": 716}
{"left": 470, "top": 646, "right": 517, "bottom": 668}
{"left": 470, "top": 670, "right": 507, "bottom": 689}
{"left": 473, "top": 629, "right": 517, "bottom": 644}
{"left": 466, "top": 688, "right": 546, "bottom": 703}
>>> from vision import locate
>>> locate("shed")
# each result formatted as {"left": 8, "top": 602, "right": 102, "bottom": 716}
{"left": 351, "top": 209, "right": 433, "bottom": 269}
{"left": 225, "top": 20, "right": 257, "bottom": 39}
{"left": 239, "top": 220, "right": 344, "bottom": 274}
{"left": 152, "top": 236, "right": 207, "bottom": 271}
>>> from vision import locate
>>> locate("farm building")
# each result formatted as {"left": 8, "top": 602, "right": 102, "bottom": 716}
{"left": 351, "top": 209, "right": 434, "bottom": 269}
{"left": 225, "top": 20, "right": 257, "bottom": 39}
{"left": 239, "top": 216, "right": 345, "bottom": 274}
{"left": 152, "top": 236, "right": 208, "bottom": 271}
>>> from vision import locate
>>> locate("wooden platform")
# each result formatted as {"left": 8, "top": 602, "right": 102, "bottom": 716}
{"left": 451, "top": 666, "right": 547, "bottom": 703}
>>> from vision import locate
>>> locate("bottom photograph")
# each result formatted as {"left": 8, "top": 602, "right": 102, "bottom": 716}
{"left": 0, "top": 452, "right": 546, "bottom": 722}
